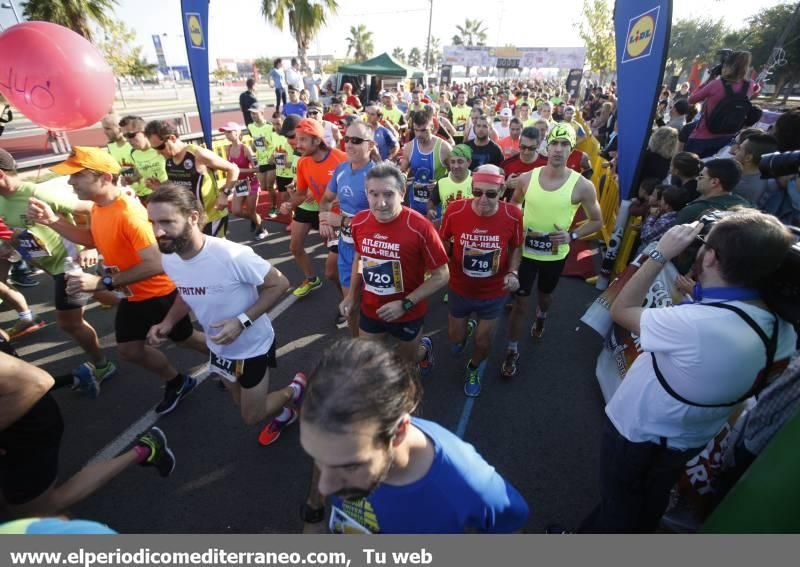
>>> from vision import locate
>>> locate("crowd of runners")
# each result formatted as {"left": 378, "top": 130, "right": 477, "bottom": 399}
{"left": 1, "top": 67, "right": 798, "bottom": 534}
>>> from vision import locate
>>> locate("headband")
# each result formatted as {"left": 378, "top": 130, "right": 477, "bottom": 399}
{"left": 472, "top": 171, "right": 505, "bottom": 186}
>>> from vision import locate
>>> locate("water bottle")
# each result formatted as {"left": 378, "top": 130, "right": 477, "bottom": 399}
{"left": 64, "top": 257, "right": 91, "bottom": 306}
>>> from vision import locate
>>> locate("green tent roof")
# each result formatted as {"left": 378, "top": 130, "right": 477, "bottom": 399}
{"left": 337, "top": 52, "right": 426, "bottom": 79}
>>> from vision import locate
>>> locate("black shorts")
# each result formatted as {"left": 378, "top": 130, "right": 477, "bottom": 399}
{"left": 115, "top": 289, "right": 194, "bottom": 344}
{"left": 258, "top": 164, "right": 276, "bottom": 173}
{"left": 0, "top": 393, "right": 64, "bottom": 506}
{"left": 516, "top": 256, "right": 567, "bottom": 296}
{"left": 236, "top": 339, "right": 278, "bottom": 389}
{"left": 359, "top": 311, "right": 424, "bottom": 342}
{"left": 293, "top": 207, "right": 320, "bottom": 230}
{"left": 53, "top": 273, "right": 82, "bottom": 311}
{"left": 276, "top": 177, "right": 293, "bottom": 192}
{"left": 202, "top": 215, "right": 229, "bottom": 238}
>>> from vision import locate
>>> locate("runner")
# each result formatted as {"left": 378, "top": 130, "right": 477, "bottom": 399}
{"left": 146, "top": 184, "right": 306, "bottom": 445}
{"left": 502, "top": 124, "right": 603, "bottom": 377}
{"left": 101, "top": 112, "right": 134, "bottom": 174}
{"left": 401, "top": 108, "right": 451, "bottom": 218}
{"left": 0, "top": 336, "right": 175, "bottom": 519}
{"left": 364, "top": 105, "right": 399, "bottom": 161}
{"left": 299, "top": 338, "right": 529, "bottom": 533}
{"left": 341, "top": 82, "right": 362, "bottom": 111}
{"left": 338, "top": 163, "right": 448, "bottom": 371}
{"left": 220, "top": 122, "right": 268, "bottom": 240}
{"left": 0, "top": 148, "right": 114, "bottom": 393}
{"left": 498, "top": 118, "right": 523, "bottom": 159}
{"left": 451, "top": 90, "right": 472, "bottom": 144}
{"left": 428, "top": 144, "right": 473, "bottom": 221}
{"left": 306, "top": 101, "right": 341, "bottom": 149}
{"left": 118, "top": 115, "right": 168, "bottom": 204}
{"left": 28, "top": 147, "right": 207, "bottom": 413}
{"left": 323, "top": 97, "right": 349, "bottom": 139}
{"left": 439, "top": 165, "right": 523, "bottom": 397}
{"left": 500, "top": 126, "right": 546, "bottom": 189}
{"left": 319, "top": 120, "right": 376, "bottom": 335}
{"left": 283, "top": 86, "right": 308, "bottom": 117}
{"left": 274, "top": 114, "right": 303, "bottom": 215}
{"left": 380, "top": 92, "right": 406, "bottom": 134}
{"left": 279, "top": 119, "right": 347, "bottom": 298}
{"left": 465, "top": 115, "right": 504, "bottom": 170}
{"left": 144, "top": 120, "right": 238, "bottom": 239}
{"left": 246, "top": 104, "right": 279, "bottom": 221}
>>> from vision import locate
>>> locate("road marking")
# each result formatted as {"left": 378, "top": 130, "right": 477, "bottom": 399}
{"left": 454, "top": 356, "right": 487, "bottom": 439}
{"left": 87, "top": 292, "right": 299, "bottom": 464}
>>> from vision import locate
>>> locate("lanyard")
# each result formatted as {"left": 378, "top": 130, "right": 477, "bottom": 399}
{"left": 689, "top": 284, "right": 761, "bottom": 303}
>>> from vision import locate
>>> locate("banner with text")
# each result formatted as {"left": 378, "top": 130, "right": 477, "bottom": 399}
{"left": 180, "top": 0, "right": 211, "bottom": 148}
{"left": 442, "top": 46, "right": 585, "bottom": 70}
{"left": 613, "top": 0, "right": 673, "bottom": 199}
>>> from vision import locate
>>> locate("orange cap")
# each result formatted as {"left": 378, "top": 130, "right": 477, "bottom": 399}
{"left": 51, "top": 146, "right": 122, "bottom": 176}
{"left": 295, "top": 118, "right": 325, "bottom": 140}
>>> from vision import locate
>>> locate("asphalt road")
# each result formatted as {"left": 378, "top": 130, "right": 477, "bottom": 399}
{"left": 5, "top": 216, "right": 607, "bottom": 533}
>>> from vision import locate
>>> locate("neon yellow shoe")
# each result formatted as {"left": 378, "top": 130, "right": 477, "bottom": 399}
{"left": 292, "top": 276, "right": 322, "bottom": 297}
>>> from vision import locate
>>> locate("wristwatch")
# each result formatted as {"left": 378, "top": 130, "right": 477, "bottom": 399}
{"left": 101, "top": 275, "right": 115, "bottom": 291}
{"left": 648, "top": 249, "right": 668, "bottom": 266}
{"left": 300, "top": 503, "right": 326, "bottom": 524}
{"left": 237, "top": 313, "right": 253, "bottom": 329}
{"left": 570, "top": 232, "right": 579, "bottom": 242}
{"left": 402, "top": 298, "right": 415, "bottom": 311}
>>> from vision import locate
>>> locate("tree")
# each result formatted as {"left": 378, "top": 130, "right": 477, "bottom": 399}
{"left": 255, "top": 57, "right": 275, "bottom": 78}
{"left": 451, "top": 19, "right": 487, "bottom": 76}
{"left": 345, "top": 24, "right": 374, "bottom": 62}
{"left": 424, "top": 37, "right": 442, "bottom": 71}
{"left": 260, "top": 0, "right": 339, "bottom": 70}
{"left": 576, "top": 0, "right": 616, "bottom": 82}
{"left": 98, "top": 20, "right": 143, "bottom": 107}
{"left": 128, "top": 57, "right": 158, "bottom": 86}
{"left": 212, "top": 67, "right": 233, "bottom": 82}
{"left": 667, "top": 18, "right": 729, "bottom": 77}
{"left": 408, "top": 48, "right": 422, "bottom": 68}
{"left": 392, "top": 47, "right": 406, "bottom": 63}
{"left": 21, "top": 0, "right": 119, "bottom": 41}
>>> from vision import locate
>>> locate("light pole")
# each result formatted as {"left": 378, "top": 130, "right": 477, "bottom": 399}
{"left": 162, "top": 33, "right": 183, "bottom": 100}
{"left": 424, "top": 0, "right": 433, "bottom": 76}
{"left": 1, "top": 1, "right": 20, "bottom": 24}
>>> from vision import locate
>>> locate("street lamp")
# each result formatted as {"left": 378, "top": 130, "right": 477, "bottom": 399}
{"left": 161, "top": 33, "right": 185, "bottom": 99}
{"left": 1, "top": 1, "right": 21, "bottom": 24}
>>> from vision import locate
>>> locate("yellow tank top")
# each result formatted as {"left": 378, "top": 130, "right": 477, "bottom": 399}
{"left": 522, "top": 168, "right": 581, "bottom": 261}
{"left": 437, "top": 174, "right": 472, "bottom": 212}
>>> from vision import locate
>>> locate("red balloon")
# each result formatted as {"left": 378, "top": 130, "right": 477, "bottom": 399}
{"left": 0, "top": 22, "right": 115, "bottom": 131}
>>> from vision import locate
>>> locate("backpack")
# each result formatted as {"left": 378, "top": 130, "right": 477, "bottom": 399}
{"left": 705, "top": 80, "right": 755, "bottom": 135}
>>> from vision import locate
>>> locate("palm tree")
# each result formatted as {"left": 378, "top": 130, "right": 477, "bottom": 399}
{"left": 392, "top": 47, "right": 406, "bottom": 63}
{"left": 408, "top": 47, "right": 422, "bottom": 68}
{"left": 261, "top": 0, "right": 339, "bottom": 69}
{"left": 21, "top": 0, "right": 119, "bottom": 41}
{"left": 345, "top": 24, "right": 374, "bottom": 62}
{"left": 451, "top": 18, "right": 488, "bottom": 76}
{"left": 424, "top": 37, "right": 441, "bottom": 71}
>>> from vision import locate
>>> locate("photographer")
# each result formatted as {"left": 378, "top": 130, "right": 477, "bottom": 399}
{"left": 685, "top": 51, "right": 761, "bottom": 158}
{"left": 580, "top": 210, "right": 797, "bottom": 533}
{"left": 757, "top": 109, "right": 800, "bottom": 226}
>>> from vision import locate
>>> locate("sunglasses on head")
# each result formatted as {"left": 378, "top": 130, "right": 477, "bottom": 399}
{"left": 123, "top": 131, "right": 142, "bottom": 139}
{"left": 472, "top": 189, "right": 499, "bottom": 199}
{"left": 344, "top": 135, "right": 371, "bottom": 145}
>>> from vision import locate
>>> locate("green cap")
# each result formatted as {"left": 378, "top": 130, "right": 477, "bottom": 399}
{"left": 450, "top": 144, "right": 473, "bottom": 161}
{"left": 547, "top": 123, "right": 577, "bottom": 148}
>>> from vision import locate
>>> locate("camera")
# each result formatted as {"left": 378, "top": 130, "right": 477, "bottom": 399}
{"left": 759, "top": 151, "right": 800, "bottom": 179}
{"left": 708, "top": 48, "right": 733, "bottom": 78}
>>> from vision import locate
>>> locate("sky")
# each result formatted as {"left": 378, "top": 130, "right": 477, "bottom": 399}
{"left": 0, "top": 0, "right": 792, "bottom": 68}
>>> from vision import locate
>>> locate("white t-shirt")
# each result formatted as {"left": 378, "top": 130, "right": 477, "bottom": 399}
{"left": 303, "top": 75, "right": 320, "bottom": 102}
{"left": 322, "top": 121, "right": 337, "bottom": 148}
{"left": 606, "top": 300, "right": 797, "bottom": 450}
{"left": 161, "top": 236, "right": 275, "bottom": 360}
{"left": 494, "top": 123, "right": 510, "bottom": 139}
{"left": 285, "top": 67, "right": 303, "bottom": 91}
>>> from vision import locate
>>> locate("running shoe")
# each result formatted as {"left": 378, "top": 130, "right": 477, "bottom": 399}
{"left": 155, "top": 375, "right": 197, "bottom": 415}
{"left": 292, "top": 276, "right": 322, "bottom": 297}
{"left": 9, "top": 272, "right": 39, "bottom": 287}
{"left": 531, "top": 317, "right": 546, "bottom": 339}
{"left": 335, "top": 309, "right": 347, "bottom": 326}
{"left": 136, "top": 426, "right": 176, "bottom": 477}
{"left": 451, "top": 318, "right": 477, "bottom": 355}
{"left": 6, "top": 318, "right": 46, "bottom": 340}
{"left": 290, "top": 372, "right": 307, "bottom": 407}
{"left": 269, "top": 207, "right": 279, "bottom": 218}
{"left": 258, "top": 408, "right": 298, "bottom": 446}
{"left": 419, "top": 335, "right": 435, "bottom": 377}
{"left": 255, "top": 226, "right": 270, "bottom": 240}
{"left": 72, "top": 364, "right": 100, "bottom": 398}
{"left": 500, "top": 349, "right": 520, "bottom": 378}
{"left": 94, "top": 361, "right": 118, "bottom": 384}
{"left": 464, "top": 362, "right": 482, "bottom": 397}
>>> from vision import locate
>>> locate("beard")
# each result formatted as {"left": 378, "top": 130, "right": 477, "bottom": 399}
{"left": 334, "top": 446, "right": 394, "bottom": 502}
{"left": 157, "top": 223, "right": 193, "bottom": 254}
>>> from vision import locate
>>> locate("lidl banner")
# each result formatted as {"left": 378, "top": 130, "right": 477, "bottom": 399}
{"left": 613, "top": 0, "right": 673, "bottom": 199}
{"left": 181, "top": 0, "right": 211, "bottom": 148}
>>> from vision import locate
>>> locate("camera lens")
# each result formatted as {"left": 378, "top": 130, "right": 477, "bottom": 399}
{"left": 759, "top": 151, "right": 800, "bottom": 179}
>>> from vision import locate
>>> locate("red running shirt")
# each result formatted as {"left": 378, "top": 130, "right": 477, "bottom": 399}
{"left": 440, "top": 200, "right": 523, "bottom": 299}
{"left": 351, "top": 207, "right": 448, "bottom": 322}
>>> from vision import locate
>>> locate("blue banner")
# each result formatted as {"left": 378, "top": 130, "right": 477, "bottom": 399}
{"left": 613, "top": 0, "right": 673, "bottom": 199}
{"left": 181, "top": 0, "right": 211, "bottom": 148}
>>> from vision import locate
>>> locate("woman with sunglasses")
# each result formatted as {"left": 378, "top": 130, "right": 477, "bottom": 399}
{"left": 439, "top": 165, "right": 524, "bottom": 397}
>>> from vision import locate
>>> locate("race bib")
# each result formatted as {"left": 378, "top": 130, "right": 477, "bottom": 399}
{"left": 253, "top": 136, "right": 267, "bottom": 150}
{"left": 17, "top": 230, "right": 50, "bottom": 258}
{"left": 462, "top": 245, "right": 500, "bottom": 278}
{"left": 362, "top": 256, "right": 404, "bottom": 296}
{"left": 456, "top": 123, "right": 466, "bottom": 133}
{"left": 209, "top": 353, "right": 243, "bottom": 383}
{"left": 412, "top": 183, "right": 431, "bottom": 203}
{"left": 329, "top": 505, "right": 372, "bottom": 535}
{"left": 524, "top": 230, "right": 557, "bottom": 256}
{"left": 233, "top": 180, "right": 250, "bottom": 197}
{"left": 274, "top": 151, "right": 287, "bottom": 169}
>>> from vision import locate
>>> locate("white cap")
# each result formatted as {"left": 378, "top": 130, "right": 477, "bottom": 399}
{"left": 500, "top": 108, "right": 513, "bottom": 118}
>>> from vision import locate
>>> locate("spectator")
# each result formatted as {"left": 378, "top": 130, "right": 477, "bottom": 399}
{"left": 757, "top": 109, "right": 800, "bottom": 225}
{"left": 732, "top": 133, "right": 779, "bottom": 205}
{"left": 673, "top": 82, "right": 691, "bottom": 102}
{"left": 676, "top": 103, "right": 700, "bottom": 152}
{"left": 640, "top": 127, "right": 679, "bottom": 182}
{"left": 637, "top": 185, "right": 691, "bottom": 250}
{"left": 667, "top": 99, "right": 690, "bottom": 130}
{"left": 685, "top": 51, "right": 761, "bottom": 157}
{"left": 269, "top": 58, "right": 287, "bottom": 113}
{"left": 285, "top": 58, "right": 304, "bottom": 92}
{"left": 772, "top": 107, "right": 800, "bottom": 152}
{"left": 302, "top": 67, "right": 321, "bottom": 103}
{"left": 669, "top": 151, "right": 703, "bottom": 201}
{"left": 629, "top": 177, "right": 661, "bottom": 218}
{"left": 676, "top": 158, "right": 751, "bottom": 224}
{"left": 239, "top": 78, "right": 258, "bottom": 126}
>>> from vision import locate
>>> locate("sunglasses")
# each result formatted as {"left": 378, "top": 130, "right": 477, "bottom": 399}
{"left": 344, "top": 136, "right": 371, "bottom": 145}
{"left": 519, "top": 143, "right": 537, "bottom": 151}
{"left": 695, "top": 234, "right": 721, "bottom": 260}
{"left": 152, "top": 141, "right": 167, "bottom": 151}
{"left": 307, "top": 110, "right": 320, "bottom": 116}
{"left": 472, "top": 189, "right": 499, "bottom": 199}
{"left": 124, "top": 131, "right": 142, "bottom": 139}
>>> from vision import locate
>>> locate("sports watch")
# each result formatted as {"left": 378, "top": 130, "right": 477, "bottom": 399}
{"left": 402, "top": 298, "right": 415, "bottom": 311}
{"left": 101, "top": 275, "right": 115, "bottom": 291}
{"left": 237, "top": 313, "right": 253, "bottom": 329}
{"left": 648, "top": 249, "right": 668, "bottom": 266}
{"left": 570, "top": 232, "right": 579, "bottom": 242}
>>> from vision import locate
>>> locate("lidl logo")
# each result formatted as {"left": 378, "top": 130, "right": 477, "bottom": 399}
{"left": 622, "top": 6, "right": 660, "bottom": 63}
{"left": 186, "top": 13, "right": 205, "bottom": 49}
